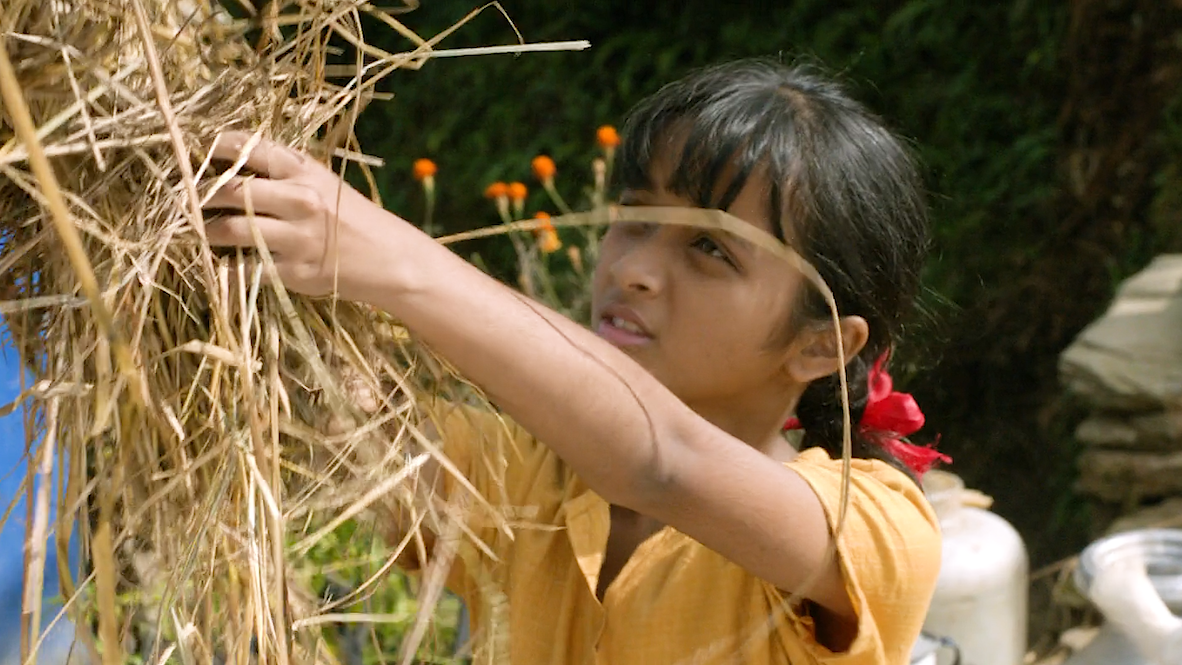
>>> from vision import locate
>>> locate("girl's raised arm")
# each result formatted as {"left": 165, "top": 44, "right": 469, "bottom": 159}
{"left": 202, "top": 132, "right": 855, "bottom": 621}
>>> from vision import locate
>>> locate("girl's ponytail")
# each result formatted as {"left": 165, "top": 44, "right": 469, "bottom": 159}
{"left": 794, "top": 353, "right": 908, "bottom": 475}
{"left": 792, "top": 351, "right": 950, "bottom": 483}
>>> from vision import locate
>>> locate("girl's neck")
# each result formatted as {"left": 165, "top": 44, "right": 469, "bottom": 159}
{"left": 688, "top": 394, "right": 801, "bottom": 463}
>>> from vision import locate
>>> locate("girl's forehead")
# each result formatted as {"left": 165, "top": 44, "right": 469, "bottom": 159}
{"left": 624, "top": 125, "right": 784, "bottom": 238}
{"left": 635, "top": 169, "right": 778, "bottom": 237}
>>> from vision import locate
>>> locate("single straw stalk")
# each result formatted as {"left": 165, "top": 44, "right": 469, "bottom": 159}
{"left": 20, "top": 400, "right": 57, "bottom": 665}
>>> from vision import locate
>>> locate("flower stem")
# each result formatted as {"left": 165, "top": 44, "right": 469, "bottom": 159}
{"left": 543, "top": 180, "right": 573, "bottom": 215}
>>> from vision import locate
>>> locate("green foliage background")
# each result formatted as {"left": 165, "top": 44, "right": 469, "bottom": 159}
{"left": 335, "top": 0, "right": 1182, "bottom": 649}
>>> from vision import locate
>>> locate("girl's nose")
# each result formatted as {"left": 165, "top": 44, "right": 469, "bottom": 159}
{"left": 609, "top": 239, "right": 665, "bottom": 296}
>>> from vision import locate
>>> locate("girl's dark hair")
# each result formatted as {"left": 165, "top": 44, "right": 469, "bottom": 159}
{"left": 617, "top": 58, "right": 930, "bottom": 478}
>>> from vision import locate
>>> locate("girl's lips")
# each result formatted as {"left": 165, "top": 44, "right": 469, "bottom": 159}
{"left": 596, "top": 316, "right": 654, "bottom": 347}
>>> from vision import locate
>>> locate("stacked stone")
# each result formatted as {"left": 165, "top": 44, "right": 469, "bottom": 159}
{"left": 1060, "top": 255, "right": 1182, "bottom": 533}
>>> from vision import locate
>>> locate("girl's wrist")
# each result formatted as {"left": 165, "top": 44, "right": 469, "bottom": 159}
{"left": 340, "top": 210, "right": 437, "bottom": 306}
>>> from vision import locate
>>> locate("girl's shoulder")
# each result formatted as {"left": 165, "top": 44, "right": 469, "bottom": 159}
{"left": 788, "top": 447, "right": 938, "bottom": 527}
{"left": 791, "top": 446, "right": 924, "bottom": 486}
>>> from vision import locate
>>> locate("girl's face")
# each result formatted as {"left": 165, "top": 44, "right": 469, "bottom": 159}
{"left": 590, "top": 158, "right": 807, "bottom": 423}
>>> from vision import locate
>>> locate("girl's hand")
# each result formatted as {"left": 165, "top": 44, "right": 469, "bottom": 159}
{"left": 202, "top": 131, "right": 402, "bottom": 300}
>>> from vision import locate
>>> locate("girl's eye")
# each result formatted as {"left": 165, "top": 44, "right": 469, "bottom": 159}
{"left": 691, "top": 234, "right": 733, "bottom": 264}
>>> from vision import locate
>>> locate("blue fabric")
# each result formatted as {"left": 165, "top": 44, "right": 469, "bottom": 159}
{"left": 0, "top": 328, "right": 84, "bottom": 664}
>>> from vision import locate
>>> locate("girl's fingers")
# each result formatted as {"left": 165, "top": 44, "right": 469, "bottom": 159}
{"left": 205, "top": 214, "right": 300, "bottom": 255}
{"left": 209, "top": 130, "right": 305, "bottom": 180}
{"left": 204, "top": 177, "right": 319, "bottom": 221}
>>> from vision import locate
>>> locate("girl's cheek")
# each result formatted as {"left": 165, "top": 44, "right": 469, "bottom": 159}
{"left": 589, "top": 252, "right": 616, "bottom": 293}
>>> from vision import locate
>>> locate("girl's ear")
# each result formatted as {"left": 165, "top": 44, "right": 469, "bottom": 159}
{"left": 783, "top": 315, "right": 870, "bottom": 384}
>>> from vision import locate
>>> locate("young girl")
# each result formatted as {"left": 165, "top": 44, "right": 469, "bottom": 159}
{"left": 203, "top": 59, "right": 942, "bottom": 664}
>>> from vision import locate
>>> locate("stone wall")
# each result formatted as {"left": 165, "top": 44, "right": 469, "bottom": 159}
{"left": 1060, "top": 254, "right": 1182, "bottom": 533}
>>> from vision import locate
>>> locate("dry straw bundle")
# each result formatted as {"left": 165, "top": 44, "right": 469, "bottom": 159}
{"left": 0, "top": 1, "right": 535, "bottom": 663}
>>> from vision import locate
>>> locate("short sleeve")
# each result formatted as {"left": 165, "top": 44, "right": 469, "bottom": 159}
{"left": 783, "top": 450, "right": 942, "bottom": 664}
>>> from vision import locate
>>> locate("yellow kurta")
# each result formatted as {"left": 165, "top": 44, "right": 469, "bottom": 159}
{"left": 411, "top": 402, "right": 941, "bottom": 664}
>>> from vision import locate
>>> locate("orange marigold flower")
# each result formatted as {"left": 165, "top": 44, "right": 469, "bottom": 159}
{"left": 531, "top": 155, "right": 557, "bottom": 182}
{"left": 538, "top": 230, "right": 562, "bottom": 254}
{"left": 509, "top": 182, "right": 528, "bottom": 202}
{"left": 484, "top": 182, "right": 509, "bottom": 199}
{"left": 534, "top": 212, "right": 560, "bottom": 253}
{"left": 596, "top": 125, "right": 621, "bottom": 149}
{"left": 413, "top": 158, "right": 437, "bottom": 181}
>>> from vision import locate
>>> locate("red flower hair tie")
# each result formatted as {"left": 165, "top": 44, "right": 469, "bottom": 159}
{"left": 784, "top": 353, "right": 951, "bottom": 476}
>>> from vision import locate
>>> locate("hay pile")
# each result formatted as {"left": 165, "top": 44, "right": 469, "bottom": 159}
{"left": 0, "top": 1, "right": 510, "bottom": 663}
